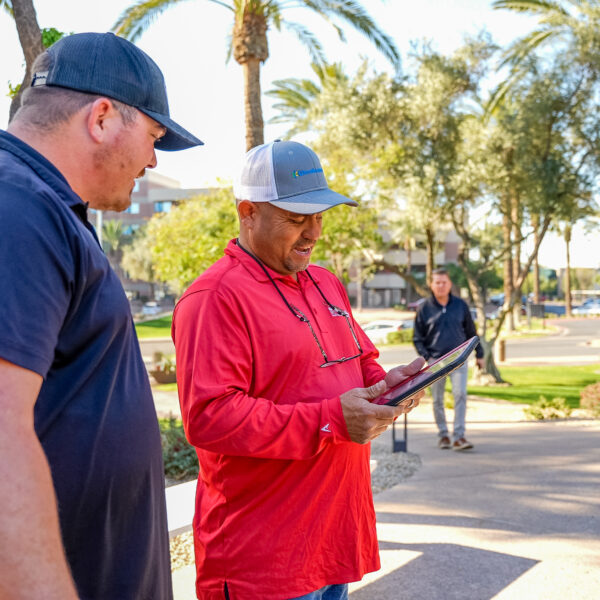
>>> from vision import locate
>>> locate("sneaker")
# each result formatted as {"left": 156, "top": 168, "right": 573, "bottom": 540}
{"left": 452, "top": 437, "right": 474, "bottom": 451}
{"left": 438, "top": 436, "right": 451, "bottom": 449}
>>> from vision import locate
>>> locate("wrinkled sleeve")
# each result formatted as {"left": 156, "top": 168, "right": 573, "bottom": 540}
{"left": 0, "top": 186, "right": 72, "bottom": 377}
{"left": 172, "top": 288, "right": 352, "bottom": 461}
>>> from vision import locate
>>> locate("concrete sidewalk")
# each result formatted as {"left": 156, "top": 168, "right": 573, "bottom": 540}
{"left": 170, "top": 399, "right": 600, "bottom": 599}
{"left": 353, "top": 413, "right": 600, "bottom": 598}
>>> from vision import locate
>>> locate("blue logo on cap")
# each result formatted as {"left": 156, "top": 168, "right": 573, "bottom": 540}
{"left": 292, "top": 168, "right": 323, "bottom": 178}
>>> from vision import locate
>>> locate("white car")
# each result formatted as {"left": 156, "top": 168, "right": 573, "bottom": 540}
{"left": 572, "top": 299, "right": 600, "bottom": 316}
{"left": 141, "top": 301, "right": 162, "bottom": 316}
{"left": 361, "top": 319, "right": 413, "bottom": 344}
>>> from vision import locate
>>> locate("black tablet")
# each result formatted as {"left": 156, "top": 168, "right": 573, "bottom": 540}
{"left": 372, "top": 336, "right": 480, "bottom": 406}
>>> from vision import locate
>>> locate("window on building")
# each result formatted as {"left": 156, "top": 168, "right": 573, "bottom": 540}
{"left": 154, "top": 201, "right": 172, "bottom": 213}
{"left": 123, "top": 224, "right": 140, "bottom": 235}
{"left": 125, "top": 202, "right": 140, "bottom": 214}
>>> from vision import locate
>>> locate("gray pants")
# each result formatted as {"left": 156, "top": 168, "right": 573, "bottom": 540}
{"left": 429, "top": 361, "right": 469, "bottom": 441}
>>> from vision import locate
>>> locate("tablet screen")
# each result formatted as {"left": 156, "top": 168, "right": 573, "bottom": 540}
{"left": 373, "top": 337, "right": 477, "bottom": 405}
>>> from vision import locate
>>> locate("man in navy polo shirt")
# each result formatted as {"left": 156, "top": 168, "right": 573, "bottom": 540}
{"left": 0, "top": 33, "right": 202, "bottom": 599}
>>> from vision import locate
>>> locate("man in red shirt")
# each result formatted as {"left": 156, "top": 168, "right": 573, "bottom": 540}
{"left": 172, "top": 140, "right": 424, "bottom": 600}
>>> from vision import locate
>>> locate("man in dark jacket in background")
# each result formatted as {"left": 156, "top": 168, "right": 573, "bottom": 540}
{"left": 413, "top": 268, "right": 484, "bottom": 450}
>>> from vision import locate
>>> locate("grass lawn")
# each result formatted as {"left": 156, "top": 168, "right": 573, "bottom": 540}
{"left": 155, "top": 382, "right": 178, "bottom": 392}
{"left": 135, "top": 315, "right": 173, "bottom": 339}
{"left": 467, "top": 364, "right": 600, "bottom": 407}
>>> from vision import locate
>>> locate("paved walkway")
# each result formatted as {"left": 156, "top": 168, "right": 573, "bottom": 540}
{"left": 168, "top": 396, "right": 600, "bottom": 599}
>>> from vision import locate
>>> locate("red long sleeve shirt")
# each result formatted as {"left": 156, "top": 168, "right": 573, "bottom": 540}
{"left": 172, "top": 240, "right": 386, "bottom": 599}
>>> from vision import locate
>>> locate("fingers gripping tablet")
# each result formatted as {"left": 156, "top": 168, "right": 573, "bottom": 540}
{"left": 373, "top": 336, "right": 480, "bottom": 406}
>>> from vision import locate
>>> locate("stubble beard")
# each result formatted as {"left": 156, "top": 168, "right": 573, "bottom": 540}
{"left": 89, "top": 145, "right": 133, "bottom": 212}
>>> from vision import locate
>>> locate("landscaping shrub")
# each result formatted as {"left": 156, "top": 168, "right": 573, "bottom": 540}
{"left": 524, "top": 396, "right": 572, "bottom": 420}
{"left": 159, "top": 417, "right": 198, "bottom": 481}
{"left": 386, "top": 328, "right": 414, "bottom": 345}
{"left": 580, "top": 382, "right": 600, "bottom": 416}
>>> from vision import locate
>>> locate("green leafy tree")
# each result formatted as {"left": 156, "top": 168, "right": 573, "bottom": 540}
{"left": 113, "top": 0, "right": 399, "bottom": 151}
{"left": 451, "top": 53, "right": 600, "bottom": 379}
{"left": 147, "top": 188, "right": 238, "bottom": 294}
{"left": 312, "top": 194, "right": 381, "bottom": 307}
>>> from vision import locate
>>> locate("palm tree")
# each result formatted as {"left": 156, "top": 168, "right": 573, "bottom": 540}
{"left": 113, "top": 0, "right": 399, "bottom": 151}
{"left": 489, "top": 0, "right": 600, "bottom": 112}
{"left": 3, "top": 0, "right": 44, "bottom": 122}
{"left": 102, "top": 220, "right": 126, "bottom": 272}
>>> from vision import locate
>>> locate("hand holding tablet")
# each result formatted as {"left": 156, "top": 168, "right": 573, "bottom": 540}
{"left": 372, "top": 336, "right": 480, "bottom": 407}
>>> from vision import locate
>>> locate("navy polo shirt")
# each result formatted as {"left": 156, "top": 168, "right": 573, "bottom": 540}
{"left": 0, "top": 131, "right": 172, "bottom": 600}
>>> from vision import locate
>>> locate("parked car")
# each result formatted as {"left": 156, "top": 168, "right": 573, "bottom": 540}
{"left": 141, "top": 301, "right": 162, "bottom": 316}
{"left": 572, "top": 299, "right": 600, "bottom": 316}
{"left": 470, "top": 307, "right": 500, "bottom": 321}
{"left": 362, "top": 319, "right": 413, "bottom": 344}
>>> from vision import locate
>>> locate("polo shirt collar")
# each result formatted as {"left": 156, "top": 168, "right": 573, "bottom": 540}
{"left": 0, "top": 130, "right": 90, "bottom": 222}
{"left": 226, "top": 238, "right": 322, "bottom": 285}
{"left": 432, "top": 292, "right": 454, "bottom": 308}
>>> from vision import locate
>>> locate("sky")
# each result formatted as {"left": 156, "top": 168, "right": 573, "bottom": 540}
{"left": 0, "top": 0, "right": 597, "bottom": 270}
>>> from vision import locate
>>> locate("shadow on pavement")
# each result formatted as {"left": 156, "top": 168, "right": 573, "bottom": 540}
{"left": 350, "top": 541, "right": 538, "bottom": 600}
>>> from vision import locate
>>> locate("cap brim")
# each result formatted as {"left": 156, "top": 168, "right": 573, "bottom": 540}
{"left": 141, "top": 108, "right": 203, "bottom": 151}
{"left": 268, "top": 187, "right": 358, "bottom": 215}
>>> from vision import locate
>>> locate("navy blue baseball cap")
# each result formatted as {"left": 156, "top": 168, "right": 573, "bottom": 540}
{"left": 233, "top": 140, "right": 358, "bottom": 214}
{"left": 31, "top": 32, "right": 202, "bottom": 151}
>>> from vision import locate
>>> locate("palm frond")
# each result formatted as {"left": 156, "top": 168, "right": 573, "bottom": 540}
{"left": 498, "top": 28, "right": 557, "bottom": 69}
{"left": 225, "top": 29, "right": 234, "bottom": 63}
{"left": 492, "top": 0, "right": 570, "bottom": 17}
{"left": 283, "top": 21, "right": 326, "bottom": 64}
{"left": 300, "top": 0, "right": 400, "bottom": 69}
{"left": 113, "top": 0, "right": 233, "bottom": 42}
{"left": 266, "top": 78, "right": 318, "bottom": 107}
{"left": 0, "top": 0, "right": 13, "bottom": 18}
{"left": 485, "top": 69, "right": 523, "bottom": 117}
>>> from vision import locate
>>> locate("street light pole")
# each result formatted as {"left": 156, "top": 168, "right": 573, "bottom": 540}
{"left": 96, "top": 209, "right": 103, "bottom": 248}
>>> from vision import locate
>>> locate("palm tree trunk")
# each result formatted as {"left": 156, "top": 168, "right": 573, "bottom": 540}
{"left": 9, "top": 0, "right": 44, "bottom": 122}
{"left": 242, "top": 58, "right": 264, "bottom": 150}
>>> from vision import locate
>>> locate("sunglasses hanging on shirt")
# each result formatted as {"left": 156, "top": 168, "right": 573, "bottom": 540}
{"left": 236, "top": 239, "right": 363, "bottom": 368}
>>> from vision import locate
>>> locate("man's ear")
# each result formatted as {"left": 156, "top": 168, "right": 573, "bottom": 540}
{"left": 86, "top": 98, "right": 119, "bottom": 143}
{"left": 237, "top": 200, "right": 258, "bottom": 230}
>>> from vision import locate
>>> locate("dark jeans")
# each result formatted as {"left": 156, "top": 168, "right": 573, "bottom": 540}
{"left": 288, "top": 584, "right": 349, "bottom": 600}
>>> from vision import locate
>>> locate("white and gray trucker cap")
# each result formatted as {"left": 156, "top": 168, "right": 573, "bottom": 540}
{"left": 233, "top": 140, "right": 358, "bottom": 215}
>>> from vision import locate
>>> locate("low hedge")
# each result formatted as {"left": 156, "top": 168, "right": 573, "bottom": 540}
{"left": 386, "top": 328, "right": 414, "bottom": 345}
{"left": 159, "top": 417, "right": 199, "bottom": 481}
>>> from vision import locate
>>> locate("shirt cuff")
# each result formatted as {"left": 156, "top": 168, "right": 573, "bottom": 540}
{"left": 324, "top": 396, "right": 352, "bottom": 443}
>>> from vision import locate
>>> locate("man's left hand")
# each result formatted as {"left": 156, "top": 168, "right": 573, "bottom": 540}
{"left": 476, "top": 357, "right": 485, "bottom": 370}
{"left": 384, "top": 356, "right": 426, "bottom": 388}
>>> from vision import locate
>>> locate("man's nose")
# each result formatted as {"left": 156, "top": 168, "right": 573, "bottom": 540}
{"left": 303, "top": 215, "right": 322, "bottom": 240}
